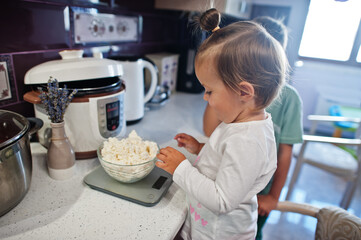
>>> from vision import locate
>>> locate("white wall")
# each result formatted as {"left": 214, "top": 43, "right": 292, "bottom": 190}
{"left": 292, "top": 61, "right": 361, "bottom": 133}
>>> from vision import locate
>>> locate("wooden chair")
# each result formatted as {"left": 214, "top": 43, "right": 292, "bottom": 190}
{"left": 275, "top": 201, "right": 361, "bottom": 239}
{"left": 285, "top": 115, "right": 361, "bottom": 209}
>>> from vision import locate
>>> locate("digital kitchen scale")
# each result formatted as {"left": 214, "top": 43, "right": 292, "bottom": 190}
{"left": 84, "top": 166, "right": 173, "bottom": 207}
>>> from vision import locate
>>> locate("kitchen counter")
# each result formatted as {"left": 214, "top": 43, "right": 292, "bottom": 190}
{"left": 0, "top": 92, "right": 207, "bottom": 240}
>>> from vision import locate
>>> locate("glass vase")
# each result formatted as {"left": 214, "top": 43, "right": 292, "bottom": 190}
{"left": 47, "top": 121, "right": 76, "bottom": 180}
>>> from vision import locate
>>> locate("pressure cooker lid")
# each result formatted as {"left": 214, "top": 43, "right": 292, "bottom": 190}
{"left": 24, "top": 50, "right": 124, "bottom": 85}
{"left": 0, "top": 110, "right": 29, "bottom": 150}
{"left": 34, "top": 77, "right": 124, "bottom": 96}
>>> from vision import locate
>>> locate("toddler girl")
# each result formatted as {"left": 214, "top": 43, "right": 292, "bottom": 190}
{"left": 156, "top": 8, "right": 288, "bottom": 240}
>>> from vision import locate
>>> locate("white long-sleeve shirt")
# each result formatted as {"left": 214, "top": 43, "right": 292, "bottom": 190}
{"left": 173, "top": 113, "right": 277, "bottom": 240}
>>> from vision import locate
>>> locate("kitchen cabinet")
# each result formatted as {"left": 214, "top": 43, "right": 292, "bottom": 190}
{"left": 0, "top": 92, "right": 207, "bottom": 240}
{"left": 155, "top": 0, "right": 252, "bottom": 19}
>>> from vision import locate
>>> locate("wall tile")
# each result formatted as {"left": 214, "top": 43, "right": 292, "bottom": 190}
{"left": 0, "top": 2, "right": 70, "bottom": 53}
{"left": 0, "top": 0, "right": 183, "bottom": 117}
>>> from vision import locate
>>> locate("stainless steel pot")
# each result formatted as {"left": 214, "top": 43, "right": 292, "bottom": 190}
{"left": 0, "top": 110, "right": 43, "bottom": 217}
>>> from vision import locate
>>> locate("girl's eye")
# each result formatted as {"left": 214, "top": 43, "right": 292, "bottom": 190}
{"left": 205, "top": 91, "right": 212, "bottom": 95}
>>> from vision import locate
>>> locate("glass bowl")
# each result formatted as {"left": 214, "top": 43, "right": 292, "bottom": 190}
{"left": 97, "top": 143, "right": 158, "bottom": 183}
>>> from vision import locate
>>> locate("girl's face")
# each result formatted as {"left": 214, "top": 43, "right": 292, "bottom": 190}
{"left": 195, "top": 59, "right": 244, "bottom": 124}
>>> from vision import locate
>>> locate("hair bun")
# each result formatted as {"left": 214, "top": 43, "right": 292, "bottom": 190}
{"left": 199, "top": 8, "right": 221, "bottom": 32}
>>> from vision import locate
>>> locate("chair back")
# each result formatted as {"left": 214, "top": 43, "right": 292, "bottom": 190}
{"left": 315, "top": 206, "right": 361, "bottom": 240}
{"left": 275, "top": 202, "right": 361, "bottom": 239}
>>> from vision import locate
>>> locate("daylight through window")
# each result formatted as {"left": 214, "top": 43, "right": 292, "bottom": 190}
{"left": 298, "top": 0, "right": 361, "bottom": 63}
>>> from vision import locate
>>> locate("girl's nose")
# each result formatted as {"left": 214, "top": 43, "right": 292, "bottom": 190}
{"left": 203, "top": 93, "right": 208, "bottom": 101}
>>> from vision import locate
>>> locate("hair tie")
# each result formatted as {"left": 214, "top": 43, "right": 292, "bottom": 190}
{"left": 212, "top": 26, "right": 220, "bottom": 32}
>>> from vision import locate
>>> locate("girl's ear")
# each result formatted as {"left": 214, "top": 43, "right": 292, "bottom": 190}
{"left": 238, "top": 82, "right": 255, "bottom": 99}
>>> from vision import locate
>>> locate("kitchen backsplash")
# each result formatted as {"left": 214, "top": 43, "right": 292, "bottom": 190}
{"left": 0, "top": 0, "right": 184, "bottom": 117}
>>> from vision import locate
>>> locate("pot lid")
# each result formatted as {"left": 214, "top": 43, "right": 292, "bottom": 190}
{"left": 35, "top": 77, "right": 124, "bottom": 96}
{"left": 24, "top": 50, "right": 123, "bottom": 85}
{"left": 0, "top": 110, "right": 29, "bottom": 150}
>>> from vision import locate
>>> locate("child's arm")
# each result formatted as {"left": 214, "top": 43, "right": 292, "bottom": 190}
{"left": 258, "top": 143, "right": 293, "bottom": 216}
{"left": 173, "top": 136, "right": 274, "bottom": 215}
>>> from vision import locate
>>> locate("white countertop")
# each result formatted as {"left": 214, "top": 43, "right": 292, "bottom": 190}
{"left": 0, "top": 92, "right": 207, "bottom": 240}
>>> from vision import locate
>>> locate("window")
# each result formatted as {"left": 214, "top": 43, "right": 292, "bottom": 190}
{"left": 298, "top": 0, "right": 361, "bottom": 64}
{"left": 357, "top": 45, "right": 361, "bottom": 62}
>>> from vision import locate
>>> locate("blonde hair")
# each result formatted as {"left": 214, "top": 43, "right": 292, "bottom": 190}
{"left": 196, "top": 9, "right": 288, "bottom": 110}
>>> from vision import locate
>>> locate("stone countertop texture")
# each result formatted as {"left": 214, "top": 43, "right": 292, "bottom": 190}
{"left": 0, "top": 92, "right": 207, "bottom": 240}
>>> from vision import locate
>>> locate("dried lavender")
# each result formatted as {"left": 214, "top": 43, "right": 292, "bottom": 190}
{"left": 39, "top": 77, "right": 77, "bottom": 123}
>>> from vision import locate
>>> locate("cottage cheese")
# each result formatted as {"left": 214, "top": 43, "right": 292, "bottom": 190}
{"left": 101, "top": 130, "right": 158, "bottom": 165}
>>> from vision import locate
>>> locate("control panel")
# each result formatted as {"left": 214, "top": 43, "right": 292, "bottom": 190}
{"left": 97, "top": 94, "right": 125, "bottom": 138}
{"left": 73, "top": 12, "right": 140, "bottom": 44}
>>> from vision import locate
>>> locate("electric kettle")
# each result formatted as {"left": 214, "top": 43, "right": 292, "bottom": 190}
{"left": 117, "top": 58, "right": 158, "bottom": 123}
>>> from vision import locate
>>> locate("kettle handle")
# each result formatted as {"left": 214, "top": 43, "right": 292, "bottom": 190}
{"left": 27, "top": 117, "right": 44, "bottom": 135}
{"left": 142, "top": 61, "right": 158, "bottom": 103}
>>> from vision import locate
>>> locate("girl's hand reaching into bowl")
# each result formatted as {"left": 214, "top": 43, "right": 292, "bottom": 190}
{"left": 156, "top": 147, "right": 186, "bottom": 175}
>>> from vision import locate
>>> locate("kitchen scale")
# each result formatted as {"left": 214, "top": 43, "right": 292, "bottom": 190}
{"left": 84, "top": 166, "right": 173, "bottom": 207}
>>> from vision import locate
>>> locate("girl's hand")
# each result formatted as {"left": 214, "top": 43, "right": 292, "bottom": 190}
{"left": 257, "top": 194, "right": 278, "bottom": 216}
{"left": 174, "top": 133, "right": 202, "bottom": 155}
{"left": 156, "top": 147, "right": 186, "bottom": 175}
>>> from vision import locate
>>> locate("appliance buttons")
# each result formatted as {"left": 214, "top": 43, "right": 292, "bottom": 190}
{"left": 89, "top": 19, "right": 105, "bottom": 37}
{"left": 73, "top": 12, "right": 140, "bottom": 44}
{"left": 117, "top": 21, "right": 129, "bottom": 36}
